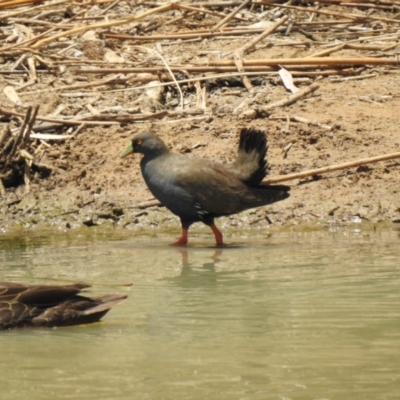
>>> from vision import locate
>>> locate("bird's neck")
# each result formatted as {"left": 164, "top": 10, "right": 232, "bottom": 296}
{"left": 144, "top": 145, "right": 170, "bottom": 160}
{"left": 140, "top": 148, "right": 170, "bottom": 170}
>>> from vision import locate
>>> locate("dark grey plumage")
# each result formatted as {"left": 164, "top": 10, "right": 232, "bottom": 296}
{"left": 0, "top": 282, "right": 127, "bottom": 330}
{"left": 121, "top": 128, "right": 290, "bottom": 245}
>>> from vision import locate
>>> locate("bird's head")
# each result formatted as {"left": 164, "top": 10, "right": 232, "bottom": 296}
{"left": 121, "top": 132, "right": 169, "bottom": 159}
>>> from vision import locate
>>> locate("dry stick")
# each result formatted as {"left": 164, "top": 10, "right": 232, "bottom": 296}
{"left": 8, "top": 17, "right": 75, "bottom": 28}
{"left": 98, "top": 0, "right": 122, "bottom": 15}
{"left": 331, "top": 73, "right": 377, "bottom": 82}
{"left": 0, "top": 0, "right": 68, "bottom": 21}
{"left": 0, "top": 24, "right": 58, "bottom": 53}
{"left": 23, "top": 152, "right": 34, "bottom": 194}
{"left": 18, "top": 105, "right": 38, "bottom": 193}
{"left": 350, "top": 43, "right": 398, "bottom": 51}
{"left": 0, "top": 125, "right": 11, "bottom": 149}
{"left": 321, "top": 34, "right": 400, "bottom": 48}
{"left": 23, "top": 104, "right": 39, "bottom": 147}
{"left": 212, "top": 0, "right": 251, "bottom": 32}
{"left": 154, "top": 1, "right": 243, "bottom": 6}
{"left": 0, "top": 108, "right": 204, "bottom": 127}
{"left": 125, "top": 19, "right": 362, "bottom": 36}
{"left": 205, "top": 56, "right": 400, "bottom": 67}
{"left": 233, "top": 50, "right": 254, "bottom": 93}
{"left": 262, "top": 152, "right": 400, "bottom": 185}
{"left": 76, "top": 65, "right": 353, "bottom": 75}
{"left": 319, "top": 0, "right": 399, "bottom": 5}
{"left": 269, "top": 115, "right": 332, "bottom": 130}
{"left": 257, "top": 1, "right": 400, "bottom": 24}
{"left": 7, "top": 107, "right": 32, "bottom": 164}
{"left": 0, "top": 9, "right": 85, "bottom": 53}
{"left": 19, "top": 68, "right": 351, "bottom": 96}
{"left": 132, "top": 45, "right": 184, "bottom": 109}
{"left": 238, "top": 15, "right": 289, "bottom": 55}
{"left": 16, "top": 57, "right": 38, "bottom": 91}
{"left": 307, "top": 43, "right": 345, "bottom": 58}
{"left": 103, "top": 28, "right": 274, "bottom": 41}
{"left": 319, "top": 0, "right": 400, "bottom": 11}
{"left": 173, "top": 2, "right": 248, "bottom": 22}
{"left": 136, "top": 199, "right": 162, "bottom": 209}
{"left": 18, "top": 73, "right": 130, "bottom": 94}
{"left": 0, "top": 178, "right": 5, "bottom": 196}
{"left": 30, "top": 3, "right": 172, "bottom": 49}
{"left": 0, "top": 108, "right": 119, "bottom": 126}
{"left": 231, "top": 15, "right": 288, "bottom": 93}
{"left": 0, "top": 0, "right": 45, "bottom": 7}
{"left": 87, "top": 70, "right": 352, "bottom": 95}
{"left": 257, "top": 83, "right": 320, "bottom": 113}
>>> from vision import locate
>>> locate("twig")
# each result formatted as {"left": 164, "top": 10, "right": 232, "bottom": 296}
{"left": 233, "top": 50, "right": 254, "bottom": 93}
{"left": 307, "top": 43, "right": 345, "bottom": 58}
{"left": 131, "top": 45, "right": 184, "bottom": 109}
{"left": 0, "top": 10, "right": 85, "bottom": 53}
{"left": 256, "top": 83, "right": 320, "bottom": 113}
{"left": 212, "top": 0, "right": 251, "bottom": 32}
{"left": 31, "top": 3, "right": 173, "bottom": 49}
{"left": 205, "top": 56, "right": 400, "bottom": 67}
{"left": 173, "top": 2, "right": 248, "bottom": 22}
{"left": 7, "top": 106, "right": 32, "bottom": 163}
{"left": 136, "top": 199, "right": 162, "bottom": 209}
{"left": 103, "top": 28, "right": 277, "bottom": 42}
{"left": 0, "top": 108, "right": 119, "bottom": 126}
{"left": 237, "top": 15, "right": 289, "bottom": 55}
{"left": 256, "top": 1, "right": 400, "bottom": 24}
{"left": 75, "top": 65, "right": 354, "bottom": 75}
{"left": 0, "top": 178, "right": 5, "bottom": 196}
{"left": 330, "top": 73, "right": 377, "bottom": 82}
{"left": 269, "top": 115, "right": 332, "bottom": 130}
{"left": 262, "top": 152, "right": 400, "bottom": 185}
{"left": 98, "top": 0, "right": 122, "bottom": 16}
{"left": 0, "top": 0, "right": 68, "bottom": 22}
{"left": 112, "top": 68, "right": 352, "bottom": 93}
{"left": 282, "top": 143, "right": 293, "bottom": 159}
{"left": 24, "top": 104, "right": 39, "bottom": 147}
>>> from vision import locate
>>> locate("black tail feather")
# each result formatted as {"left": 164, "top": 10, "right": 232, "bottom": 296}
{"left": 231, "top": 128, "right": 268, "bottom": 185}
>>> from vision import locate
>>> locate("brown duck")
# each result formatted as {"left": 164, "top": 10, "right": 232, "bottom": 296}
{"left": 0, "top": 282, "right": 127, "bottom": 330}
{"left": 121, "top": 128, "right": 290, "bottom": 246}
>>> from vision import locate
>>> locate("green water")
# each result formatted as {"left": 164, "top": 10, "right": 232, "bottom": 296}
{"left": 1, "top": 229, "right": 399, "bottom": 399}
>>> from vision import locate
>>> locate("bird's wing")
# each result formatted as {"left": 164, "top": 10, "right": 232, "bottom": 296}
{"left": 0, "top": 283, "right": 89, "bottom": 329}
{"left": 0, "top": 300, "right": 39, "bottom": 329}
{"left": 174, "top": 160, "right": 259, "bottom": 216}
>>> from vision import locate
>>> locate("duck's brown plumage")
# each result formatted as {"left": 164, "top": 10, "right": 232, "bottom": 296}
{"left": 0, "top": 282, "right": 127, "bottom": 330}
{"left": 121, "top": 128, "right": 290, "bottom": 246}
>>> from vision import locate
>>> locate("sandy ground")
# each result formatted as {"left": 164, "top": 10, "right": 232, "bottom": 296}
{"left": 1, "top": 3, "right": 399, "bottom": 241}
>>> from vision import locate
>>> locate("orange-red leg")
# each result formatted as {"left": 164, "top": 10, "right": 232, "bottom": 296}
{"left": 170, "top": 229, "right": 188, "bottom": 246}
{"left": 210, "top": 224, "right": 224, "bottom": 246}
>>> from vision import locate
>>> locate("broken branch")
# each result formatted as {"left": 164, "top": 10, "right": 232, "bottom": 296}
{"left": 262, "top": 151, "right": 400, "bottom": 185}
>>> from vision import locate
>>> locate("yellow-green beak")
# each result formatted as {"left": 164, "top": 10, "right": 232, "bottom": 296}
{"left": 121, "top": 142, "right": 134, "bottom": 158}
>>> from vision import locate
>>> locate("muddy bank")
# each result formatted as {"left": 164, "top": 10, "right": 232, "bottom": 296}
{"left": 2, "top": 93, "right": 400, "bottom": 238}
{"left": 1, "top": 76, "right": 400, "bottom": 238}
{"left": 1, "top": 2, "right": 400, "bottom": 239}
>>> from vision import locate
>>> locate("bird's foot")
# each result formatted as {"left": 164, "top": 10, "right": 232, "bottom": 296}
{"left": 210, "top": 224, "right": 224, "bottom": 247}
{"left": 169, "top": 229, "right": 188, "bottom": 247}
{"left": 169, "top": 240, "right": 187, "bottom": 247}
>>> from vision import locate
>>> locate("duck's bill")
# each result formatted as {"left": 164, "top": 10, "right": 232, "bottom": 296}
{"left": 121, "top": 143, "right": 134, "bottom": 158}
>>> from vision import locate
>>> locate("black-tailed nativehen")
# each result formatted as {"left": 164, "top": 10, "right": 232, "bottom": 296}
{"left": 0, "top": 282, "right": 127, "bottom": 330}
{"left": 121, "top": 128, "right": 290, "bottom": 246}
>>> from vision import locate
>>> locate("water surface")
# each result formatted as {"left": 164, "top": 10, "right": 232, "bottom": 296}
{"left": 1, "top": 229, "right": 399, "bottom": 399}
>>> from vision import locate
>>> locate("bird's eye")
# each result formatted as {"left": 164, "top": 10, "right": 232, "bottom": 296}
{"left": 136, "top": 139, "right": 142, "bottom": 145}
